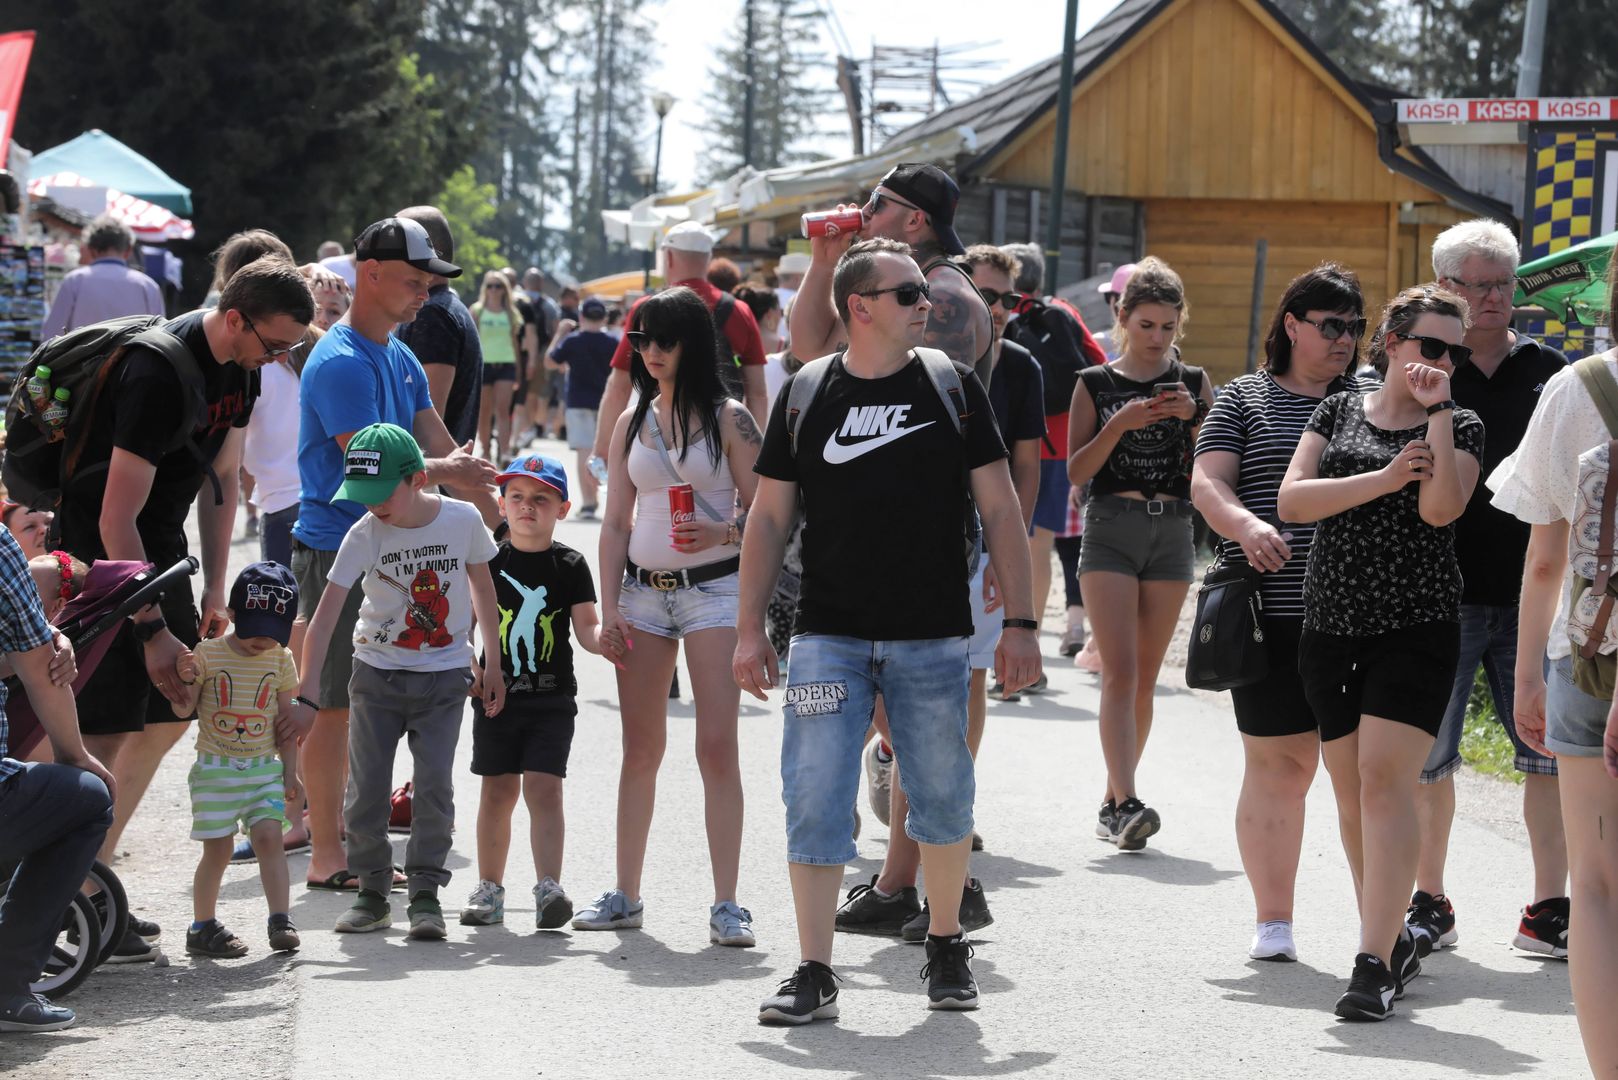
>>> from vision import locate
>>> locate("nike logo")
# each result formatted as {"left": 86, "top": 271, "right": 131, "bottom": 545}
{"left": 823, "top": 421, "right": 935, "bottom": 464}
{"left": 818, "top": 988, "right": 838, "bottom": 1006}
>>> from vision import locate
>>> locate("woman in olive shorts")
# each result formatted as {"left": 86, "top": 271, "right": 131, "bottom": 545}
{"left": 1191, "top": 262, "right": 1364, "bottom": 963}
{"left": 1067, "top": 257, "right": 1211, "bottom": 852}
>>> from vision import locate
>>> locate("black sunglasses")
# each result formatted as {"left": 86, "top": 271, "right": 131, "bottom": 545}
{"left": 977, "top": 288, "right": 1024, "bottom": 311}
{"left": 1394, "top": 333, "right": 1472, "bottom": 367}
{"left": 627, "top": 330, "right": 678, "bottom": 352}
{"left": 857, "top": 281, "right": 931, "bottom": 307}
{"left": 1297, "top": 314, "right": 1366, "bottom": 342}
{"left": 870, "top": 191, "right": 921, "bottom": 216}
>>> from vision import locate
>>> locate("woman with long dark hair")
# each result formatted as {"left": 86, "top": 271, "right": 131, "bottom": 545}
{"left": 581, "top": 286, "right": 762, "bottom": 946}
{"left": 1191, "top": 263, "right": 1363, "bottom": 963}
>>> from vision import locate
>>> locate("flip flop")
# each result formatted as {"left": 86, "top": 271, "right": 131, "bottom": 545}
{"left": 306, "top": 870, "right": 359, "bottom": 891}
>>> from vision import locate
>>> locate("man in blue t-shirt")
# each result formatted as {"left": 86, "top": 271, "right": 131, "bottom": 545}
{"left": 547, "top": 297, "right": 616, "bottom": 515}
{"left": 286, "top": 216, "right": 500, "bottom": 891}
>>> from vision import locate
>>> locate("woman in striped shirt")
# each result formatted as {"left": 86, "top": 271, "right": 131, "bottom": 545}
{"left": 1191, "top": 263, "right": 1364, "bottom": 964}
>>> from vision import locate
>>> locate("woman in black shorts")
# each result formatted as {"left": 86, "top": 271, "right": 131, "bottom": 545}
{"left": 1068, "top": 257, "right": 1212, "bottom": 851}
{"left": 1277, "top": 284, "right": 1483, "bottom": 1020}
{"left": 1191, "top": 263, "right": 1363, "bottom": 963}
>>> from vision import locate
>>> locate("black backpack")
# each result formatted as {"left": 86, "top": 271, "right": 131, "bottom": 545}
{"left": 3, "top": 315, "right": 208, "bottom": 510}
{"left": 712, "top": 293, "right": 746, "bottom": 402}
{"left": 1004, "top": 300, "right": 1092, "bottom": 422}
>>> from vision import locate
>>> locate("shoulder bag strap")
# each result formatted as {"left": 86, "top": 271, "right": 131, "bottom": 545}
{"left": 785, "top": 353, "right": 838, "bottom": 456}
{"left": 1575, "top": 355, "right": 1618, "bottom": 438}
{"left": 643, "top": 408, "right": 726, "bottom": 523}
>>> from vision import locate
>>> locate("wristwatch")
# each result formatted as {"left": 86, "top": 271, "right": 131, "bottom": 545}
{"left": 1426, "top": 399, "right": 1456, "bottom": 415}
{"left": 131, "top": 616, "right": 168, "bottom": 644}
{"left": 725, "top": 521, "right": 741, "bottom": 547}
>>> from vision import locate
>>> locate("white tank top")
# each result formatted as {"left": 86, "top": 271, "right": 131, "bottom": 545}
{"left": 625, "top": 408, "right": 736, "bottom": 571}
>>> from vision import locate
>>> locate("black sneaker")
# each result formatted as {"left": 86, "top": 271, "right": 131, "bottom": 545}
{"left": 834, "top": 875, "right": 920, "bottom": 937}
{"left": 758, "top": 960, "right": 840, "bottom": 1025}
{"left": 1406, "top": 890, "right": 1458, "bottom": 948}
{"left": 921, "top": 934, "right": 979, "bottom": 1010}
{"left": 0, "top": 993, "right": 76, "bottom": 1032}
{"left": 105, "top": 927, "right": 157, "bottom": 964}
{"left": 1095, "top": 799, "right": 1117, "bottom": 842}
{"left": 900, "top": 878, "right": 995, "bottom": 942}
{"left": 1390, "top": 926, "right": 1423, "bottom": 997}
{"left": 1514, "top": 896, "right": 1570, "bottom": 958}
{"left": 129, "top": 915, "right": 161, "bottom": 942}
{"left": 1334, "top": 953, "right": 1396, "bottom": 1021}
{"left": 1112, "top": 797, "right": 1161, "bottom": 851}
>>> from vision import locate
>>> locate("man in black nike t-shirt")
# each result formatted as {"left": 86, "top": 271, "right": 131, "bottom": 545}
{"left": 736, "top": 238, "right": 1041, "bottom": 1024}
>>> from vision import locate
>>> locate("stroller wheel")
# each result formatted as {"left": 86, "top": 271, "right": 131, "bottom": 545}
{"left": 34, "top": 893, "right": 102, "bottom": 1000}
{"left": 85, "top": 860, "right": 130, "bottom": 966}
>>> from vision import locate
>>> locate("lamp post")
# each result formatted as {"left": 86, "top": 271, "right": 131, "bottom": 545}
{"left": 643, "top": 92, "right": 676, "bottom": 290}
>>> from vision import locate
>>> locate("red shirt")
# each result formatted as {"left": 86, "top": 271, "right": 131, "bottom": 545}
{"left": 609, "top": 278, "right": 767, "bottom": 372}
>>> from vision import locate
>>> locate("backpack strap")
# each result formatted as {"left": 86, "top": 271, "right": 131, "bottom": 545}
{"left": 785, "top": 353, "right": 838, "bottom": 458}
{"left": 713, "top": 292, "right": 735, "bottom": 331}
{"left": 1576, "top": 355, "right": 1618, "bottom": 439}
{"left": 642, "top": 408, "right": 726, "bottom": 523}
{"left": 912, "top": 347, "right": 968, "bottom": 436}
{"left": 131, "top": 327, "right": 225, "bottom": 506}
{"left": 1594, "top": 439, "right": 1618, "bottom": 597}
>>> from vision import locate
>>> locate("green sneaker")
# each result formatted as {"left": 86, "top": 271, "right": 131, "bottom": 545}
{"left": 334, "top": 890, "right": 391, "bottom": 933}
{"left": 407, "top": 891, "right": 447, "bottom": 941}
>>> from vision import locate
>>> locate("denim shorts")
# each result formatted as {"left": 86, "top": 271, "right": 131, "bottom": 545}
{"left": 1422, "top": 604, "right": 1555, "bottom": 781}
{"left": 966, "top": 560, "right": 1001, "bottom": 671}
{"left": 618, "top": 570, "right": 739, "bottom": 639}
{"left": 1077, "top": 497, "right": 1195, "bottom": 582}
{"left": 780, "top": 634, "right": 974, "bottom": 864}
{"left": 1546, "top": 654, "right": 1609, "bottom": 758}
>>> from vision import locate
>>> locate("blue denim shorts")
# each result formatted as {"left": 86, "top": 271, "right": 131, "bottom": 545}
{"left": 966, "top": 560, "right": 1001, "bottom": 671}
{"left": 618, "top": 571, "right": 739, "bottom": 639}
{"left": 1546, "top": 654, "right": 1608, "bottom": 758}
{"left": 1422, "top": 604, "right": 1556, "bottom": 781}
{"left": 780, "top": 634, "right": 974, "bottom": 865}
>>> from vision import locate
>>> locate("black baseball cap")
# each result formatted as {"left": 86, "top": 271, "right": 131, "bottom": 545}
{"left": 581, "top": 298, "right": 607, "bottom": 319}
{"left": 229, "top": 561, "right": 299, "bottom": 646}
{"left": 877, "top": 163, "right": 965, "bottom": 256}
{"left": 354, "top": 217, "right": 462, "bottom": 278}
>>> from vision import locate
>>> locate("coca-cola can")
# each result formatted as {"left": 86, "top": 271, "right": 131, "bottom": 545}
{"left": 801, "top": 208, "right": 865, "bottom": 239}
{"left": 668, "top": 483, "right": 695, "bottom": 543}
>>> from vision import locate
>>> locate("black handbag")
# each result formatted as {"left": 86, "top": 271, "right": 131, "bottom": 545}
{"left": 1185, "top": 561, "right": 1269, "bottom": 691}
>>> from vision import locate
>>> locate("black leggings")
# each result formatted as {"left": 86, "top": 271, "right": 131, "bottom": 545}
{"left": 1055, "top": 535, "right": 1083, "bottom": 608}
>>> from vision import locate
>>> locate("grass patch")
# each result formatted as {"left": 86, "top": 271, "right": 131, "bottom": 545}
{"left": 1459, "top": 668, "right": 1524, "bottom": 784}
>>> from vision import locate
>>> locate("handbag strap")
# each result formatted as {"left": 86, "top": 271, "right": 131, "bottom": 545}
{"left": 1596, "top": 439, "right": 1618, "bottom": 596}
{"left": 1575, "top": 355, "right": 1618, "bottom": 439}
{"left": 644, "top": 407, "right": 726, "bottom": 523}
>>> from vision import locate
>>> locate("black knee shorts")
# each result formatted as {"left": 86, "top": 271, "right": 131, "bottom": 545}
{"left": 470, "top": 700, "right": 576, "bottom": 778}
{"left": 1298, "top": 621, "right": 1460, "bottom": 743}
{"left": 1231, "top": 616, "right": 1316, "bottom": 738}
{"left": 76, "top": 568, "right": 201, "bottom": 736}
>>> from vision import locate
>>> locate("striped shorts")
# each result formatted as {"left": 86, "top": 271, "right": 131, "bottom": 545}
{"left": 187, "top": 753, "right": 289, "bottom": 840}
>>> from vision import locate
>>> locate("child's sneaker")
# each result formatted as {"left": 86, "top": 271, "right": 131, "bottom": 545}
{"left": 267, "top": 914, "right": 300, "bottom": 952}
{"left": 407, "top": 891, "right": 447, "bottom": 941}
{"left": 334, "top": 890, "right": 392, "bottom": 933}
{"left": 571, "top": 889, "right": 644, "bottom": 930}
{"left": 186, "top": 919, "right": 249, "bottom": 958}
{"left": 460, "top": 880, "right": 506, "bottom": 926}
{"left": 533, "top": 878, "right": 573, "bottom": 930}
{"left": 710, "top": 901, "right": 756, "bottom": 947}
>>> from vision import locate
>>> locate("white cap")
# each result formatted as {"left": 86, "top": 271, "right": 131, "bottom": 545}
{"left": 661, "top": 221, "right": 716, "bottom": 253}
{"left": 777, "top": 252, "right": 811, "bottom": 274}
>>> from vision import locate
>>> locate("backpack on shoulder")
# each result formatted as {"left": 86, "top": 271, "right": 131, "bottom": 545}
{"left": 711, "top": 293, "right": 746, "bottom": 402}
{"left": 1566, "top": 355, "right": 1618, "bottom": 697}
{"left": 3, "top": 315, "right": 207, "bottom": 511}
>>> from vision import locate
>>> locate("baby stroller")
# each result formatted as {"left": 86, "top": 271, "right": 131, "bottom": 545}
{"left": 1, "top": 555, "right": 199, "bottom": 998}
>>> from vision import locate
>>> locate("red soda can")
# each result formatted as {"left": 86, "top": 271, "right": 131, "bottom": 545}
{"left": 668, "top": 484, "right": 695, "bottom": 547}
{"left": 801, "top": 208, "right": 865, "bottom": 239}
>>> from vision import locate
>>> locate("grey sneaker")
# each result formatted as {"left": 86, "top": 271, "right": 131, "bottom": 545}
{"left": 1113, "top": 797, "right": 1161, "bottom": 851}
{"left": 710, "top": 901, "right": 757, "bottom": 947}
{"left": 460, "top": 879, "right": 506, "bottom": 926}
{"left": 407, "top": 891, "right": 447, "bottom": 941}
{"left": 1096, "top": 799, "right": 1117, "bottom": 842}
{"left": 901, "top": 878, "right": 995, "bottom": 942}
{"left": 571, "top": 889, "right": 644, "bottom": 930}
{"left": 533, "top": 877, "right": 574, "bottom": 930}
{"left": 863, "top": 737, "right": 893, "bottom": 827}
{"left": 834, "top": 875, "right": 920, "bottom": 937}
{"left": 334, "top": 890, "right": 392, "bottom": 933}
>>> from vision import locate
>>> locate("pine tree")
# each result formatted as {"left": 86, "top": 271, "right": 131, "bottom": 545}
{"left": 1271, "top": 0, "right": 1411, "bottom": 87}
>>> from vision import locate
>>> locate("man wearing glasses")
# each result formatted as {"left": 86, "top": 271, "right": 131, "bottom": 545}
{"left": 53, "top": 255, "right": 313, "bottom": 963}
{"left": 737, "top": 238, "right": 1040, "bottom": 1023}
{"left": 1408, "top": 219, "right": 1571, "bottom": 958}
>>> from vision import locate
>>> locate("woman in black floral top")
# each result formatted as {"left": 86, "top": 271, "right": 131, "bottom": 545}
{"left": 1278, "top": 284, "right": 1483, "bottom": 1021}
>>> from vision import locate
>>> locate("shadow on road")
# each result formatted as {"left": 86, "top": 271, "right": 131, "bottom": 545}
{"left": 585, "top": 929, "right": 770, "bottom": 986}
{"left": 739, "top": 1012, "right": 1057, "bottom": 1079}
{"left": 1321, "top": 1018, "right": 1542, "bottom": 1075}
{"left": 1083, "top": 851, "right": 1242, "bottom": 887}
{"left": 300, "top": 922, "right": 582, "bottom": 981}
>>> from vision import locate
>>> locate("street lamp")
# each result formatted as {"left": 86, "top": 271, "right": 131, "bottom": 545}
{"left": 644, "top": 92, "right": 676, "bottom": 290}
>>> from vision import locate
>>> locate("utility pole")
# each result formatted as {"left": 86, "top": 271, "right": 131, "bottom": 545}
{"left": 742, "top": 0, "right": 757, "bottom": 169}
{"left": 1516, "top": 0, "right": 1549, "bottom": 96}
{"left": 1044, "top": 0, "right": 1080, "bottom": 292}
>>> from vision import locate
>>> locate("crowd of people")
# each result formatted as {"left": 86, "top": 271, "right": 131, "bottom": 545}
{"left": 0, "top": 162, "right": 1616, "bottom": 1075}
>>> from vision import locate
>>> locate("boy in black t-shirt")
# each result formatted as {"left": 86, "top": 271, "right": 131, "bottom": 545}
{"left": 459, "top": 455, "right": 607, "bottom": 930}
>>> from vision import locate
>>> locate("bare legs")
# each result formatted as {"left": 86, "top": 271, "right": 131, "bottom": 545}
{"left": 1236, "top": 731, "right": 1319, "bottom": 923}
{"left": 1558, "top": 756, "right": 1618, "bottom": 1074}
{"left": 476, "top": 772, "right": 565, "bottom": 885}
{"left": 1415, "top": 771, "right": 1567, "bottom": 903}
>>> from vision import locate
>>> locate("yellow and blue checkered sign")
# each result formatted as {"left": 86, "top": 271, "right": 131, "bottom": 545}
{"left": 1528, "top": 131, "right": 1618, "bottom": 357}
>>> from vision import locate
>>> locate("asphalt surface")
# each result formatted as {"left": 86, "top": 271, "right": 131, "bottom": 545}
{"left": 0, "top": 438, "right": 1585, "bottom": 1078}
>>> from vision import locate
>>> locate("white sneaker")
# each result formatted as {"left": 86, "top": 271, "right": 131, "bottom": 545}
{"left": 533, "top": 877, "right": 573, "bottom": 930}
{"left": 1249, "top": 920, "right": 1297, "bottom": 962}
{"left": 459, "top": 879, "right": 505, "bottom": 925}
{"left": 863, "top": 737, "right": 893, "bottom": 827}
{"left": 571, "top": 889, "right": 644, "bottom": 930}
{"left": 709, "top": 901, "right": 756, "bottom": 947}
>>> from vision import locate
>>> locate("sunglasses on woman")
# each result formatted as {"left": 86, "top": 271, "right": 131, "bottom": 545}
{"left": 856, "top": 281, "right": 931, "bottom": 307}
{"left": 1393, "top": 332, "right": 1472, "bottom": 367}
{"left": 627, "top": 330, "right": 678, "bottom": 352}
{"left": 1297, "top": 315, "right": 1366, "bottom": 341}
{"left": 977, "top": 288, "right": 1024, "bottom": 311}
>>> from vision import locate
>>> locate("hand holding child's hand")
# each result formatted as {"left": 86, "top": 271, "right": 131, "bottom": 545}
{"left": 176, "top": 648, "right": 200, "bottom": 685}
{"left": 470, "top": 664, "right": 485, "bottom": 702}
{"left": 600, "top": 611, "right": 634, "bottom": 666}
{"left": 483, "top": 673, "right": 506, "bottom": 718}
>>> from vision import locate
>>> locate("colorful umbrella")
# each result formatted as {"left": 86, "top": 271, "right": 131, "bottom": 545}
{"left": 27, "top": 171, "right": 195, "bottom": 242}
{"left": 1513, "top": 231, "right": 1614, "bottom": 326}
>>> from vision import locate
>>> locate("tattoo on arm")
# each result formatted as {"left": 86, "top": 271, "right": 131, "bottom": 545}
{"left": 733, "top": 404, "right": 764, "bottom": 449}
{"left": 923, "top": 273, "right": 985, "bottom": 365}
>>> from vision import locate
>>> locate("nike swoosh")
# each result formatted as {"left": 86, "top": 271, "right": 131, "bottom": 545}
{"left": 818, "top": 989, "right": 837, "bottom": 1006}
{"left": 822, "top": 421, "right": 936, "bottom": 464}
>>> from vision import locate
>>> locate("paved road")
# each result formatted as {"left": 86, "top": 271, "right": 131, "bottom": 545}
{"left": 1, "top": 439, "right": 1585, "bottom": 1078}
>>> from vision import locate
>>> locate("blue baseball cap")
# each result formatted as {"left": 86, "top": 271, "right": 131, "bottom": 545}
{"left": 496, "top": 454, "right": 569, "bottom": 501}
{"left": 229, "top": 561, "right": 299, "bottom": 645}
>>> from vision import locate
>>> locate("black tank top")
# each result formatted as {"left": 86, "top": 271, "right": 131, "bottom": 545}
{"left": 1079, "top": 358, "right": 1204, "bottom": 500}
{"left": 923, "top": 255, "right": 995, "bottom": 390}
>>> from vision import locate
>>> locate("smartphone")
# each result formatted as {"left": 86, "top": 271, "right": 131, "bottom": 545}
{"left": 1153, "top": 382, "right": 1185, "bottom": 397}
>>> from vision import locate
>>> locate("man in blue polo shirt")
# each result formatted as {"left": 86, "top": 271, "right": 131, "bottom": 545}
{"left": 285, "top": 216, "right": 500, "bottom": 891}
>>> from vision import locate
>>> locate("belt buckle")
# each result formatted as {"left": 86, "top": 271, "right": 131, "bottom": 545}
{"left": 648, "top": 569, "right": 680, "bottom": 591}
{"left": 1146, "top": 499, "right": 1166, "bottom": 516}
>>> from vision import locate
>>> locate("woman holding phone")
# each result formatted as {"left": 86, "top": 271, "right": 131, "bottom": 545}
{"left": 1067, "top": 256, "right": 1212, "bottom": 851}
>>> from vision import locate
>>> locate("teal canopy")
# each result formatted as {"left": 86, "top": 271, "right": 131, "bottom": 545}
{"left": 32, "top": 129, "right": 192, "bottom": 215}
{"left": 1513, "top": 231, "right": 1614, "bottom": 326}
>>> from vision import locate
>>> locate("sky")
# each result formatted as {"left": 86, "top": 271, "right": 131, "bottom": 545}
{"left": 641, "top": 0, "right": 1116, "bottom": 191}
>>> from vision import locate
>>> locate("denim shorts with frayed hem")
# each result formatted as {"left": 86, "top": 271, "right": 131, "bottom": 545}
{"left": 618, "top": 571, "right": 738, "bottom": 639}
{"left": 781, "top": 634, "right": 974, "bottom": 865}
{"left": 1546, "top": 654, "right": 1608, "bottom": 758}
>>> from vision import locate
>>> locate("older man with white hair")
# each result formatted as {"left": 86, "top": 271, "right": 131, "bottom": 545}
{"left": 1406, "top": 217, "right": 1572, "bottom": 959}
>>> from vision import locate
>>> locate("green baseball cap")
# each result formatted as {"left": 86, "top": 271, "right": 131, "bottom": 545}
{"left": 332, "top": 423, "right": 426, "bottom": 505}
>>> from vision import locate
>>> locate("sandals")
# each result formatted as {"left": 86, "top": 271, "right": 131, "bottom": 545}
{"left": 306, "top": 867, "right": 408, "bottom": 892}
{"left": 186, "top": 920, "right": 248, "bottom": 959}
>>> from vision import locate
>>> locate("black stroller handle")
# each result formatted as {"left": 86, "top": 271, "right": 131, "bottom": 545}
{"left": 69, "top": 556, "right": 201, "bottom": 653}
